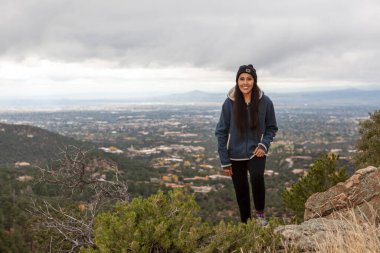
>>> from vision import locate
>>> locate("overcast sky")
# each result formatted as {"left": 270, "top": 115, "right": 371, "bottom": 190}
{"left": 1, "top": 0, "right": 380, "bottom": 99}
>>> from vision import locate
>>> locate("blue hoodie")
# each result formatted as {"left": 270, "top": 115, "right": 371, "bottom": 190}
{"left": 215, "top": 87, "right": 278, "bottom": 167}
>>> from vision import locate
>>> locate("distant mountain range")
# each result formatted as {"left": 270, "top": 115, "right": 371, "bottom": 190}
{"left": 158, "top": 88, "right": 380, "bottom": 106}
{"left": 0, "top": 88, "right": 379, "bottom": 108}
{"left": 267, "top": 89, "right": 380, "bottom": 107}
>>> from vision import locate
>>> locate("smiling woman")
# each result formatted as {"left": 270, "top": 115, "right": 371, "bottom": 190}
{"left": 237, "top": 73, "right": 254, "bottom": 97}
{"left": 215, "top": 64, "right": 278, "bottom": 225}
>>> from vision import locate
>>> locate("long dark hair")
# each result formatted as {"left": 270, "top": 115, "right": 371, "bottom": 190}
{"left": 233, "top": 81, "right": 260, "bottom": 136}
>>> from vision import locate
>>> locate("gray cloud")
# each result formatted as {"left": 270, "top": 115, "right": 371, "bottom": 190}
{"left": 1, "top": 0, "right": 380, "bottom": 83}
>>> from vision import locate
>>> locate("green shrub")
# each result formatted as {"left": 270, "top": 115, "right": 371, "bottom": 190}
{"left": 355, "top": 110, "right": 380, "bottom": 168}
{"left": 87, "top": 189, "right": 211, "bottom": 252}
{"left": 85, "top": 189, "right": 296, "bottom": 253}
{"left": 282, "top": 153, "right": 348, "bottom": 221}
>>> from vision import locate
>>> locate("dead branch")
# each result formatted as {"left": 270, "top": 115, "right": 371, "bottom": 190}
{"left": 29, "top": 145, "right": 129, "bottom": 252}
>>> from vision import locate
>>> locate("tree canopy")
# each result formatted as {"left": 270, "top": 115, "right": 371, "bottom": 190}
{"left": 355, "top": 110, "right": 380, "bottom": 168}
{"left": 282, "top": 153, "right": 348, "bottom": 221}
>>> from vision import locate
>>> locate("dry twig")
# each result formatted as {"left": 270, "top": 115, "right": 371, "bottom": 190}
{"left": 29, "top": 145, "right": 128, "bottom": 252}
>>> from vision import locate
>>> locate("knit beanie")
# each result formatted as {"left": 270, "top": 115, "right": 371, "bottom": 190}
{"left": 236, "top": 64, "right": 257, "bottom": 83}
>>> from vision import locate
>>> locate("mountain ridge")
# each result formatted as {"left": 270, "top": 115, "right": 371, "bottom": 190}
{"left": 0, "top": 88, "right": 379, "bottom": 108}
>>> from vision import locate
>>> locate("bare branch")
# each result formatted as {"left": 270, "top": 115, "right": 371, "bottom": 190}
{"left": 29, "top": 145, "right": 129, "bottom": 252}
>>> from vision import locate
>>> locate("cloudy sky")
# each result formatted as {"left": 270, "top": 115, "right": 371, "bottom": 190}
{"left": 1, "top": 0, "right": 380, "bottom": 99}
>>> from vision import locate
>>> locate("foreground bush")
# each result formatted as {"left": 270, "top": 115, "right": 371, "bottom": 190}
{"left": 87, "top": 189, "right": 210, "bottom": 252}
{"left": 85, "top": 189, "right": 295, "bottom": 252}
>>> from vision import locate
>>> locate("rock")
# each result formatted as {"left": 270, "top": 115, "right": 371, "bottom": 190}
{"left": 274, "top": 218, "right": 352, "bottom": 252}
{"left": 275, "top": 165, "right": 380, "bottom": 251}
{"left": 304, "top": 165, "right": 380, "bottom": 223}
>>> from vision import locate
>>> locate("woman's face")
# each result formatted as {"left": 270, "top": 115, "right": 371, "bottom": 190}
{"left": 237, "top": 73, "right": 254, "bottom": 95}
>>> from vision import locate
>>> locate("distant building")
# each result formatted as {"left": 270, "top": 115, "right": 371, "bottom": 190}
{"left": 164, "top": 158, "right": 183, "bottom": 162}
{"left": 162, "top": 174, "right": 179, "bottom": 183}
{"left": 17, "top": 175, "right": 33, "bottom": 182}
{"left": 291, "top": 169, "right": 305, "bottom": 175}
{"left": 128, "top": 147, "right": 160, "bottom": 155}
{"left": 164, "top": 131, "right": 181, "bottom": 136}
{"left": 330, "top": 149, "right": 342, "bottom": 154}
{"left": 290, "top": 156, "right": 312, "bottom": 160}
{"left": 195, "top": 186, "right": 212, "bottom": 193}
{"left": 183, "top": 176, "right": 209, "bottom": 181}
{"left": 162, "top": 175, "right": 171, "bottom": 182}
{"left": 209, "top": 175, "right": 231, "bottom": 180}
{"left": 99, "top": 146, "right": 124, "bottom": 154}
{"left": 264, "top": 170, "right": 279, "bottom": 176}
{"left": 200, "top": 164, "right": 213, "bottom": 170}
{"left": 191, "top": 186, "right": 212, "bottom": 193}
{"left": 15, "top": 162, "right": 31, "bottom": 167}
{"left": 179, "top": 133, "right": 198, "bottom": 137}
{"left": 163, "top": 132, "right": 198, "bottom": 138}
{"left": 164, "top": 183, "right": 184, "bottom": 188}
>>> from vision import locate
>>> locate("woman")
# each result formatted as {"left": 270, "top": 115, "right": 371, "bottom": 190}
{"left": 215, "top": 64, "right": 278, "bottom": 224}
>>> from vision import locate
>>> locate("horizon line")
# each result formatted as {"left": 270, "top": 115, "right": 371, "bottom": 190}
{"left": 1, "top": 86, "right": 380, "bottom": 101}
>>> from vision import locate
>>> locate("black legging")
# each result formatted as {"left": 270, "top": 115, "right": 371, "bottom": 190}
{"left": 231, "top": 156, "right": 266, "bottom": 223}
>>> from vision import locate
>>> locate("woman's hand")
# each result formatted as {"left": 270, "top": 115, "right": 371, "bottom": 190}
{"left": 253, "top": 146, "right": 266, "bottom": 157}
{"left": 223, "top": 166, "right": 233, "bottom": 176}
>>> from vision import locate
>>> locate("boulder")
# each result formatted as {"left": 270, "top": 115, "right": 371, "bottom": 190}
{"left": 275, "top": 165, "right": 380, "bottom": 251}
{"left": 304, "top": 165, "right": 380, "bottom": 223}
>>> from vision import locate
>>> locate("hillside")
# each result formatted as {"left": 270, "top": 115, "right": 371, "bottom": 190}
{"left": 0, "top": 122, "right": 94, "bottom": 165}
{"left": 0, "top": 123, "right": 159, "bottom": 251}
{"left": 0, "top": 122, "right": 159, "bottom": 194}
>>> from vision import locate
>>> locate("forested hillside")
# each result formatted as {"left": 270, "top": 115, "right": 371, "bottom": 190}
{"left": 0, "top": 123, "right": 92, "bottom": 165}
{"left": 0, "top": 123, "right": 159, "bottom": 252}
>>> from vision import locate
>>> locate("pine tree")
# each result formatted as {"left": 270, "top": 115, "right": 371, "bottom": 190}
{"left": 354, "top": 110, "right": 380, "bottom": 168}
{"left": 282, "top": 153, "right": 348, "bottom": 221}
